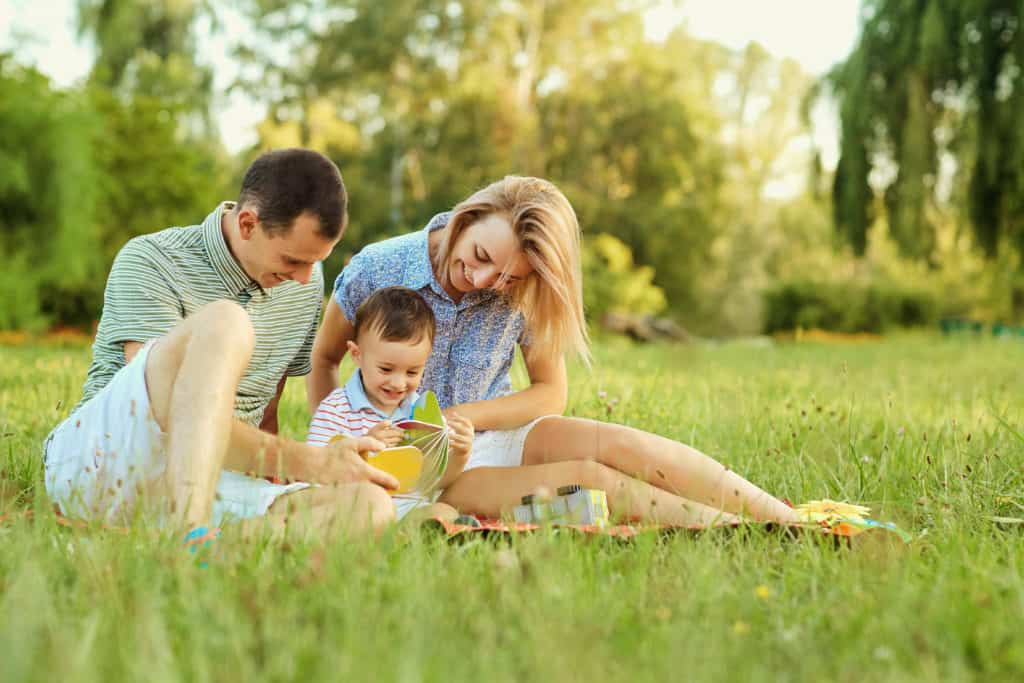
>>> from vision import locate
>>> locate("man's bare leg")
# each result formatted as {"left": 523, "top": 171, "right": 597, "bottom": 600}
{"left": 234, "top": 483, "right": 397, "bottom": 540}
{"left": 144, "top": 300, "right": 255, "bottom": 528}
{"left": 400, "top": 502, "right": 460, "bottom": 526}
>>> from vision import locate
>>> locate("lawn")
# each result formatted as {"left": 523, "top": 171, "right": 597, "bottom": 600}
{"left": 1, "top": 334, "right": 1023, "bottom": 681}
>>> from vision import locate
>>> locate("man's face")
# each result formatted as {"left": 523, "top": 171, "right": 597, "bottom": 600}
{"left": 347, "top": 332, "right": 432, "bottom": 414}
{"left": 238, "top": 208, "right": 340, "bottom": 288}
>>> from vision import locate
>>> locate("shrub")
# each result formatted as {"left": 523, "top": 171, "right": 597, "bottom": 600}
{"left": 582, "top": 233, "right": 667, "bottom": 323}
{"left": 763, "top": 279, "right": 938, "bottom": 334}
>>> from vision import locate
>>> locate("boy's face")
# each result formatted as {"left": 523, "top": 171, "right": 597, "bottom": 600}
{"left": 348, "top": 331, "right": 432, "bottom": 413}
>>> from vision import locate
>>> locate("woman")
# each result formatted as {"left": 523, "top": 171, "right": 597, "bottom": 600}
{"left": 309, "top": 177, "right": 799, "bottom": 525}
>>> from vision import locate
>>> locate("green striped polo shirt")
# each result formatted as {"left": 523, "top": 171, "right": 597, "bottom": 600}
{"left": 77, "top": 202, "right": 324, "bottom": 426}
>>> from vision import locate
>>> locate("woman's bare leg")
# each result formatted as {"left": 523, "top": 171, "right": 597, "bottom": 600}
{"left": 439, "top": 461, "right": 739, "bottom": 526}
{"left": 522, "top": 417, "right": 798, "bottom": 523}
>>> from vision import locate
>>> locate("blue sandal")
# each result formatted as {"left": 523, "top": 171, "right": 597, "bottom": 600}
{"left": 183, "top": 526, "right": 221, "bottom": 567}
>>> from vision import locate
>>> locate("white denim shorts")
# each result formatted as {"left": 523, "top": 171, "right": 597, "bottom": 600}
{"left": 463, "top": 416, "right": 554, "bottom": 471}
{"left": 43, "top": 341, "right": 309, "bottom": 526}
{"left": 350, "top": 416, "right": 554, "bottom": 518}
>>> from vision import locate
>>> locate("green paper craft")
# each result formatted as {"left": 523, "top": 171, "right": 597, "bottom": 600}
{"left": 396, "top": 391, "right": 449, "bottom": 494}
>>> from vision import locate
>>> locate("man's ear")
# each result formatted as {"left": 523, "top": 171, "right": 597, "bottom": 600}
{"left": 347, "top": 340, "right": 361, "bottom": 364}
{"left": 237, "top": 207, "right": 260, "bottom": 241}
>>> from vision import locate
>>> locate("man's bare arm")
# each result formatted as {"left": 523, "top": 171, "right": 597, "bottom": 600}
{"left": 124, "top": 341, "right": 143, "bottom": 363}
{"left": 260, "top": 376, "right": 287, "bottom": 434}
{"left": 308, "top": 300, "right": 355, "bottom": 411}
{"left": 223, "top": 420, "right": 398, "bottom": 488}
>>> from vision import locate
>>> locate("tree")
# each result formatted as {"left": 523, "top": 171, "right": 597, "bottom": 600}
{"left": 235, "top": 0, "right": 731, "bottom": 320}
{"left": 828, "top": 0, "right": 1024, "bottom": 258}
{"left": 77, "top": 0, "right": 217, "bottom": 137}
{"left": 0, "top": 56, "right": 100, "bottom": 330}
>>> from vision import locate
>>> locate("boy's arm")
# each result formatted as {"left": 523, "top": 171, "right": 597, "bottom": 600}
{"left": 437, "top": 413, "right": 473, "bottom": 489}
{"left": 438, "top": 458, "right": 467, "bottom": 490}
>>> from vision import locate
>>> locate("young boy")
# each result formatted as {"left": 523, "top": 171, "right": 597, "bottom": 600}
{"left": 307, "top": 286, "right": 473, "bottom": 520}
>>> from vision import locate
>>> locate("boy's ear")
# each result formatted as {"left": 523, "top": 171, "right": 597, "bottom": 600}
{"left": 346, "top": 339, "right": 360, "bottom": 363}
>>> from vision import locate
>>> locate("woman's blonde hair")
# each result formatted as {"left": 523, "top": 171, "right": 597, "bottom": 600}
{"left": 433, "top": 176, "right": 590, "bottom": 362}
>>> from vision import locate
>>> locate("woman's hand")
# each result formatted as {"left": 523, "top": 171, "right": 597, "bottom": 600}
{"left": 367, "top": 421, "right": 405, "bottom": 447}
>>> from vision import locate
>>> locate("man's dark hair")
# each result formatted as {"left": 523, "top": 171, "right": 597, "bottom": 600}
{"left": 237, "top": 148, "right": 347, "bottom": 238}
{"left": 354, "top": 287, "right": 436, "bottom": 345}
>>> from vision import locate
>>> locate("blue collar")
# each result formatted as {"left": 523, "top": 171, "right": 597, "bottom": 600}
{"left": 399, "top": 212, "right": 449, "bottom": 292}
{"left": 408, "top": 211, "right": 506, "bottom": 308}
{"left": 344, "top": 369, "right": 419, "bottom": 420}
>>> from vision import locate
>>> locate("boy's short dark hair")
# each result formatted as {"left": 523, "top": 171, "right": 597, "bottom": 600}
{"left": 353, "top": 286, "right": 436, "bottom": 345}
{"left": 237, "top": 148, "right": 347, "bottom": 238}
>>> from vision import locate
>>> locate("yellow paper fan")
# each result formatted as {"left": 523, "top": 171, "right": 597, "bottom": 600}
{"left": 794, "top": 499, "right": 871, "bottom": 524}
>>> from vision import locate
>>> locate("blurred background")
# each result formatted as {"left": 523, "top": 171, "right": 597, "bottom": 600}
{"left": 1, "top": 0, "right": 1022, "bottom": 338}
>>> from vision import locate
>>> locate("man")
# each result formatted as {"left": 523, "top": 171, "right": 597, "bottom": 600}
{"left": 43, "top": 148, "right": 398, "bottom": 540}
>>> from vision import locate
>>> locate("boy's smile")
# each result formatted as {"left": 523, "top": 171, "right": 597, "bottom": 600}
{"left": 348, "top": 333, "right": 432, "bottom": 413}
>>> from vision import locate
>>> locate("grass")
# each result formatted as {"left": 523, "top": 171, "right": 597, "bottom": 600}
{"left": 2, "top": 333, "right": 1024, "bottom": 681}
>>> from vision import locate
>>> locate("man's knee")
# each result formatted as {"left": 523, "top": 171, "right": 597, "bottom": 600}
{"left": 350, "top": 482, "right": 396, "bottom": 530}
{"left": 193, "top": 300, "right": 256, "bottom": 352}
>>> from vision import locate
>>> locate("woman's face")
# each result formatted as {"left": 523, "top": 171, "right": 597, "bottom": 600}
{"left": 447, "top": 214, "right": 533, "bottom": 294}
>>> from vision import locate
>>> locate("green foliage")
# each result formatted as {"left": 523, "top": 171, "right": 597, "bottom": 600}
{"left": 87, "top": 88, "right": 230, "bottom": 269}
{"left": 0, "top": 53, "right": 229, "bottom": 331}
{"left": 829, "top": 0, "right": 1024, "bottom": 258}
{"left": 10, "top": 0, "right": 1020, "bottom": 337}
{"left": 0, "top": 56, "right": 101, "bottom": 331}
{"left": 763, "top": 278, "right": 938, "bottom": 333}
{"left": 77, "top": 0, "right": 215, "bottom": 134}
{"left": 581, "top": 233, "right": 666, "bottom": 322}
{"left": 236, "top": 1, "right": 732, "bottom": 321}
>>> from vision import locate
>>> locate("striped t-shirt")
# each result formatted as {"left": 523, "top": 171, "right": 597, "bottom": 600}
{"left": 77, "top": 202, "right": 324, "bottom": 426}
{"left": 307, "top": 369, "right": 418, "bottom": 445}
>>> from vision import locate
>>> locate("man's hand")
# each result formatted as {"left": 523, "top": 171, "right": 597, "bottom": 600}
{"left": 367, "top": 421, "right": 405, "bottom": 447}
{"left": 299, "top": 436, "right": 399, "bottom": 490}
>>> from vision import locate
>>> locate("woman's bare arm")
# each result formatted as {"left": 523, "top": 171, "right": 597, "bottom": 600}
{"left": 443, "top": 348, "right": 567, "bottom": 431}
{"left": 307, "top": 299, "right": 355, "bottom": 413}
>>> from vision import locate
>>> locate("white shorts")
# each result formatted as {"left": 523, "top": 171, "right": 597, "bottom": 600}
{"left": 392, "top": 494, "right": 434, "bottom": 520}
{"left": 375, "top": 417, "right": 555, "bottom": 519}
{"left": 464, "top": 416, "right": 554, "bottom": 471}
{"left": 43, "top": 341, "right": 308, "bottom": 526}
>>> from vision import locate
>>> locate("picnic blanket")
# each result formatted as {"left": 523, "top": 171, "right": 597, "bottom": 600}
{"left": 1, "top": 499, "right": 913, "bottom": 542}
{"left": 425, "top": 500, "right": 913, "bottom": 543}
